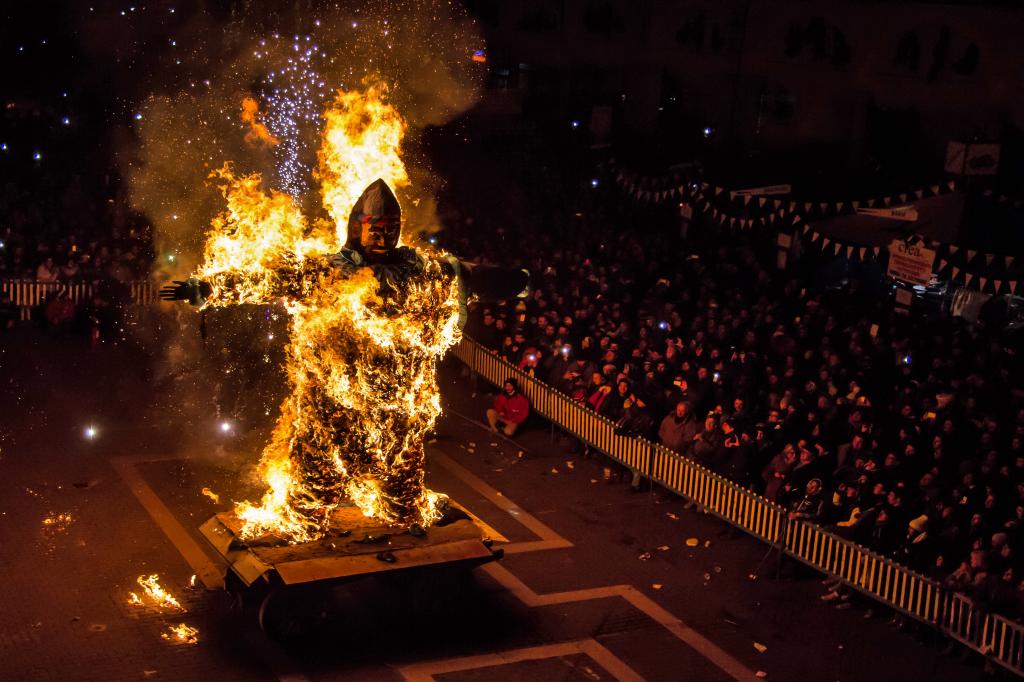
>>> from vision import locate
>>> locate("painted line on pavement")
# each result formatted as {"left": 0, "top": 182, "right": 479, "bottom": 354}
{"left": 396, "top": 638, "right": 644, "bottom": 682}
{"left": 480, "top": 562, "right": 757, "bottom": 682}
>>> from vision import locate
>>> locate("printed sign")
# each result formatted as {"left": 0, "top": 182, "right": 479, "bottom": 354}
{"left": 886, "top": 240, "right": 936, "bottom": 286}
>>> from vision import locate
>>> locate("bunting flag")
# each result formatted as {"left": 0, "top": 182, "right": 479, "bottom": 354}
{"left": 1011, "top": 282, "right": 1018, "bottom": 294}
{"left": 859, "top": 247, "right": 867, "bottom": 260}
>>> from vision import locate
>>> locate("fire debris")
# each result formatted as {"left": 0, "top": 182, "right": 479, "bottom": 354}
{"left": 128, "top": 574, "right": 185, "bottom": 612}
{"left": 200, "top": 487, "right": 221, "bottom": 504}
{"left": 161, "top": 623, "right": 199, "bottom": 645}
{"left": 41, "top": 512, "right": 74, "bottom": 537}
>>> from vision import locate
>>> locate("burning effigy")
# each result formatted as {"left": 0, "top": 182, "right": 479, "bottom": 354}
{"left": 162, "top": 83, "right": 525, "bottom": 544}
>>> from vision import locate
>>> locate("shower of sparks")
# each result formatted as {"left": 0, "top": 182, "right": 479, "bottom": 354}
{"left": 259, "top": 35, "right": 335, "bottom": 196}
{"left": 200, "top": 487, "right": 220, "bottom": 504}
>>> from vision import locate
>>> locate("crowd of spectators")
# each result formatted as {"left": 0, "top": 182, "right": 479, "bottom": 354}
{"left": 454, "top": 184, "right": 1024, "bottom": 619}
{"left": 0, "top": 177, "right": 154, "bottom": 337}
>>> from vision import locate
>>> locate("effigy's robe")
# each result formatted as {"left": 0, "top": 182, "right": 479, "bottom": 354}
{"left": 213, "top": 246, "right": 463, "bottom": 541}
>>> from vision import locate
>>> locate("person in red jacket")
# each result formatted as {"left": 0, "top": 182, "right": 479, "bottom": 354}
{"left": 487, "top": 378, "right": 531, "bottom": 436}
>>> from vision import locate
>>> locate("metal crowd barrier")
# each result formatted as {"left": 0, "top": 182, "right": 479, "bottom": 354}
{"left": 453, "top": 335, "right": 1024, "bottom": 676}
{"left": 1, "top": 279, "right": 159, "bottom": 319}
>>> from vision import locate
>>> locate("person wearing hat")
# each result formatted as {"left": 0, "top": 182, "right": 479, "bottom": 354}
{"left": 487, "top": 377, "right": 530, "bottom": 436}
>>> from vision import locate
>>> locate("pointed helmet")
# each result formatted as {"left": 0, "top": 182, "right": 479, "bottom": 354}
{"left": 346, "top": 178, "right": 402, "bottom": 254}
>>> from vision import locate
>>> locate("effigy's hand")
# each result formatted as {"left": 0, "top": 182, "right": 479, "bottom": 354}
{"left": 159, "top": 279, "right": 212, "bottom": 306}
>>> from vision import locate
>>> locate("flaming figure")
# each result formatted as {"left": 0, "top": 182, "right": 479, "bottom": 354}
{"left": 162, "top": 83, "right": 526, "bottom": 543}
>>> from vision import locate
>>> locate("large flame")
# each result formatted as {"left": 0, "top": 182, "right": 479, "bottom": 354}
{"left": 192, "top": 83, "right": 460, "bottom": 543}
{"left": 317, "top": 82, "right": 410, "bottom": 245}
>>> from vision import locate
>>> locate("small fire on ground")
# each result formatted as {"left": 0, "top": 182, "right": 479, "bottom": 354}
{"left": 162, "top": 623, "right": 199, "bottom": 645}
{"left": 128, "top": 574, "right": 185, "bottom": 612}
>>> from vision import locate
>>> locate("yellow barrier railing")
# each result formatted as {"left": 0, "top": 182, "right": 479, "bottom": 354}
{"left": 454, "top": 335, "right": 1024, "bottom": 675}
{"left": 1, "top": 279, "right": 159, "bottom": 319}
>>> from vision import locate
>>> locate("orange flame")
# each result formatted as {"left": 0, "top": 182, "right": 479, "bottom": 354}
{"left": 162, "top": 623, "right": 199, "bottom": 645}
{"left": 193, "top": 82, "right": 460, "bottom": 543}
{"left": 128, "top": 574, "right": 185, "bottom": 612}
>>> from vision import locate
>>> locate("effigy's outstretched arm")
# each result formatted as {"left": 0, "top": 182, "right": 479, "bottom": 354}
{"left": 441, "top": 257, "right": 530, "bottom": 329}
{"left": 161, "top": 165, "right": 337, "bottom": 309}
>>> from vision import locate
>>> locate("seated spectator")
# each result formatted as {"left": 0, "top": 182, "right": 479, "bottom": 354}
{"left": 36, "top": 256, "right": 59, "bottom": 282}
{"left": 486, "top": 378, "right": 530, "bottom": 436}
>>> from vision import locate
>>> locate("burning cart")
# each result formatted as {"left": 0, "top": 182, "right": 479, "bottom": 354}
{"left": 199, "top": 500, "right": 505, "bottom": 638}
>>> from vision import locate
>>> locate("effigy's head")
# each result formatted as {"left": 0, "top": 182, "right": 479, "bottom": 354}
{"left": 345, "top": 178, "right": 401, "bottom": 256}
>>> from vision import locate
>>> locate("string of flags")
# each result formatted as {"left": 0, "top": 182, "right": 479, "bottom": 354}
{"left": 610, "top": 160, "right": 1023, "bottom": 294}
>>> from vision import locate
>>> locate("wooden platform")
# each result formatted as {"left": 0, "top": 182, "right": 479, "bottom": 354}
{"left": 199, "top": 501, "right": 506, "bottom": 587}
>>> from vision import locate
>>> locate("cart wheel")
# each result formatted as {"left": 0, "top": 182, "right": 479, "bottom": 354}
{"left": 258, "top": 587, "right": 325, "bottom": 640}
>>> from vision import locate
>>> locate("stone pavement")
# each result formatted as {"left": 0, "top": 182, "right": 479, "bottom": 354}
{"left": 0, "top": 331, "right": 988, "bottom": 680}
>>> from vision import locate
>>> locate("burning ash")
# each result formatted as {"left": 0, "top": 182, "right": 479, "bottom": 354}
{"left": 128, "top": 574, "right": 185, "bottom": 612}
{"left": 162, "top": 623, "right": 199, "bottom": 645}
{"left": 41, "top": 512, "right": 74, "bottom": 537}
{"left": 200, "top": 487, "right": 221, "bottom": 504}
{"left": 189, "top": 83, "right": 459, "bottom": 543}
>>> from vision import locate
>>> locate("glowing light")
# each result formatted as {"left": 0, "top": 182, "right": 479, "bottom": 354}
{"left": 590, "top": 178, "right": 599, "bottom": 188}
{"left": 61, "top": 117, "right": 70, "bottom": 126}
{"left": 135, "top": 113, "right": 143, "bottom": 121}
{"left": 1, "top": 143, "right": 6, "bottom": 150}
{"left": 570, "top": 120, "right": 580, "bottom": 128}
{"left": 703, "top": 126, "right": 714, "bottom": 138}
{"left": 84, "top": 425, "right": 97, "bottom": 439}
{"left": 33, "top": 151, "right": 42, "bottom": 161}
{"left": 219, "top": 421, "right": 232, "bottom": 433}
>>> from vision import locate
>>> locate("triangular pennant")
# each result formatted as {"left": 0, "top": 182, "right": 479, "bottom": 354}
{"left": 1007, "top": 256, "right": 1016, "bottom": 269}
{"left": 804, "top": 202, "right": 813, "bottom": 212}
{"left": 822, "top": 237, "right": 831, "bottom": 249}
{"left": 769, "top": 214, "right": 776, "bottom": 223}
{"left": 729, "top": 191, "right": 737, "bottom": 200}
{"left": 859, "top": 247, "right": 867, "bottom": 260}
{"left": 979, "top": 277, "right": 988, "bottom": 291}
{"left": 947, "top": 180, "right": 956, "bottom": 191}
{"left": 810, "top": 231, "right": 821, "bottom": 244}
{"left": 952, "top": 266, "right": 961, "bottom": 280}
{"left": 802, "top": 224, "right": 811, "bottom": 234}
{"left": 778, "top": 208, "right": 785, "bottom": 217}
{"left": 837, "top": 202, "right": 845, "bottom": 212}
{"left": 873, "top": 246, "right": 881, "bottom": 257}
{"left": 914, "top": 189, "right": 924, "bottom": 199}
{"left": 883, "top": 196, "right": 892, "bottom": 206}
{"left": 773, "top": 199, "right": 782, "bottom": 208}
{"left": 939, "top": 259, "right": 948, "bottom": 271}
{"left": 930, "top": 185, "right": 940, "bottom": 196}
{"left": 714, "top": 186, "right": 724, "bottom": 196}
{"left": 743, "top": 195, "right": 752, "bottom": 206}
{"left": 949, "top": 245, "right": 959, "bottom": 255}
{"left": 833, "top": 243, "right": 842, "bottom": 255}
{"left": 899, "top": 193, "right": 907, "bottom": 202}
{"left": 729, "top": 217, "right": 736, "bottom": 227}
{"left": 788, "top": 201, "right": 796, "bottom": 212}
{"left": 1011, "top": 281, "right": 1018, "bottom": 294}
{"left": 719, "top": 213, "right": 727, "bottom": 224}
{"left": 701, "top": 182, "right": 709, "bottom": 190}
{"left": 758, "top": 197, "right": 767, "bottom": 207}
{"left": 985, "top": 254, "right": 994, "bottom": 267}
{"left": 994, "top": 280, "right": 1003, "bottom": 294}
{"left": 846, "top": 245, "right": 855, "bottom": 258}
{"left": 867, "top": 199, "right": 876, "bottom": 208}
{"left": 967, "top": 249, "right": 977, "bottom": 262}
{"left": 965, "top": 273, "right": 974, "bottom": 286}
{"left": 852, "top": 200, "right": 860, "bottom": 210}
{"left": 820, "top": 202, "right": 829, "bottom": 212}
{"left": 983, "top": 188, "right": 993, "bottom": 197}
